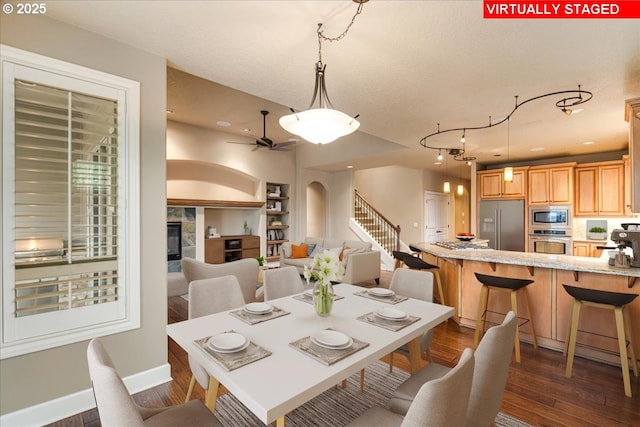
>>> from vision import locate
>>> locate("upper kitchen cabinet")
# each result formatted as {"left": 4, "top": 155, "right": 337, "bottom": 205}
{"left": 574, "top": 160, "right": 625, "bottom": 217}
{"left": 527, "top": 163, "right": 575, "bottom": 205}
{"left": 625, "top": 98, "right": 640, "bottom": 214}
{"left": 478, "top": 167, "right": 527, "bottom": 199}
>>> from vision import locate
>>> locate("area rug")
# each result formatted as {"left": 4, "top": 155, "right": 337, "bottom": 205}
{"left": 213, "top": 360, "right": 532, "bottom": 426}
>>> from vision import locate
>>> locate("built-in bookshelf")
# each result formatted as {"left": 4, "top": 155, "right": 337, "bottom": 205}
{"left": 266, "top": 182, "right": 289, "bottom": 262}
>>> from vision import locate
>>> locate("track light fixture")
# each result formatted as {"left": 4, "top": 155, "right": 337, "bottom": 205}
{"left": 419, "top": 85, "right": 593, "bottom": 156}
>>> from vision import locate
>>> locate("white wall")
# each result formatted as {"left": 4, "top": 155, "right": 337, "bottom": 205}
{"left": 1, "top": 14, "right": 167, "bottom": 415}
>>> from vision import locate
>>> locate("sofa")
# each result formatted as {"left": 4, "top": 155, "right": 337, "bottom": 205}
{"left": 280, "top": 237, "right": 381, "bottom": 285}
{"left": 180, "top": 257, "right": 261, "bottom": 303}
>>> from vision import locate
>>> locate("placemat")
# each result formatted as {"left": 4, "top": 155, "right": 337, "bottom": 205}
{"left": 292, "top": 292, "right": 345, "bottom": 305}
{"left": 353, "top": 290, "right": 408, "bottom": 304}
{"left": 289, "top": 331, "right": 369, "bottom": 366}
{"left": 357, "top": 311, "right": 421, "bottom": 331}
{"left": 229, "top": 306, "right": 290, "bottom": 325}
{"left": 195, "top": 333, "right": 271, "bottom": 371}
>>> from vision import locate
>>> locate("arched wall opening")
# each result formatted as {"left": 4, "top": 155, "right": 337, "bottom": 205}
{"left": 306, "top": 181, "right": 327, "bottom": 237}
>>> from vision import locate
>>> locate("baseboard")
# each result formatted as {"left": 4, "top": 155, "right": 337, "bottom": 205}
{"left": 0, "top": 363, "right": 172, "bottom": 427}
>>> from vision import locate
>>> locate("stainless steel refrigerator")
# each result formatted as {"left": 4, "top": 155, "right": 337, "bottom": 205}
{"left": 479, "top": 199, "right": 525, "bottom": 251}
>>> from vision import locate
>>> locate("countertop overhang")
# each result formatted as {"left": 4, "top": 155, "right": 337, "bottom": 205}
{"left": 413, "top": 242, "right": 640, "bottom": 286}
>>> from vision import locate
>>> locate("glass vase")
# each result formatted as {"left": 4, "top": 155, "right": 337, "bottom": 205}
{"left": 313, "top": 281, "right": 334, "bottom": 316}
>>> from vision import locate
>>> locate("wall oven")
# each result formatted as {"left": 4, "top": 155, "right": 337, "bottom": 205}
{"left": 529, "top": 230, "right": 573, "bottom": 255}
{"left": 529, "top": 205, "right": 571, "bottom": 230}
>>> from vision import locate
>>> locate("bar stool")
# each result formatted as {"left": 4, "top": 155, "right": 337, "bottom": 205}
{"left": 473, "top": 272, "right": 537, "bottom": 363}
{"left": 562, "top": 284, "right": 638, "bottom": 398}
{"left": 393, "top": 250, "right": 446, "bottom": 306}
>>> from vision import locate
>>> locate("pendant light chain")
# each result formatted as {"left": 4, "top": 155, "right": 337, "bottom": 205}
{"left": 317, "top": 1, "right": 366, "bottom": 63}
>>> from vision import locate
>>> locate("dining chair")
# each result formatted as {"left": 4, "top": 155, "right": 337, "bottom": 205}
{"left": 181, "top": 256, "right": 260, "bottom": 303}
{"left": 388, "top": 268, "right": 435, "bottom": 371}
{"left": 346, "top": 347, "right": 475, "bottom": 427}
{"left": 389, "top": 311, "right": 517, "bottom": 427}
{"left": 185, "top": 275, "right": 246, "bottom": 403}
{"left": 87, "top": 338, "right": 222, "bottom": 427}
{"left": 263, "top": 266, "right": 304, "bottom": 300}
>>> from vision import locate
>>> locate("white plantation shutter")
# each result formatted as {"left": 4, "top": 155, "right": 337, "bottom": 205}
{"left": 1, "top": 45, "right": 140, "bottom": 359}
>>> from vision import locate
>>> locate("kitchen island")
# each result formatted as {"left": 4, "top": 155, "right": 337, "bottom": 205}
{"left": 412, "top": 242, "right": 640, "bottom": 366}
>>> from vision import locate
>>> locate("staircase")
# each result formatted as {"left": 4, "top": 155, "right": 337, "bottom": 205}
{"left": 353, "top": 189, "right": 401, "bottom": 270}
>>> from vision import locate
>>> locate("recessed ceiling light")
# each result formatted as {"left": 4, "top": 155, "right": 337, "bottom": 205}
{"left": 243, "top": 128, "right": 251, "bottom": 132}
{"left": 583, "top": 141, "right": 595, "bottom": 145}
{"left": 434, "top": 161, "right": 442, "bottom": 165}
{"left": 216, "top": 120, "right": 231, "bottom": 127}
{"left": 530, "top": 147, "right": 545, "bottom": 152}
{"left": 166, "top": 109, "right": 174, "bottom": 114}
{"left": 494, "top": 154, "right": 502, "bottom": 157}
{"left": 347, "top": 165, "right": 353, "bottom": 169}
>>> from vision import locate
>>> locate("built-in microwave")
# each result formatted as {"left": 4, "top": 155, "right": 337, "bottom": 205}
{"left": 529, "top": 205, "right": 572, "bottom": 229}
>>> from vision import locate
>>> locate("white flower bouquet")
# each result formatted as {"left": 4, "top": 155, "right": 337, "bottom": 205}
{"left": 303, "top": 249, "right": 345, "bottom": 315}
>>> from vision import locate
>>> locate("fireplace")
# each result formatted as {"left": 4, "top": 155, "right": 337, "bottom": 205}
{"left": 167, "top": 222, "right": 182, "bottom": 261}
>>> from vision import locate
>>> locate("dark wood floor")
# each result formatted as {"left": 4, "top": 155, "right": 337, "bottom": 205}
{"left": 48, "top": 271, "right": 640, "bottom": 427}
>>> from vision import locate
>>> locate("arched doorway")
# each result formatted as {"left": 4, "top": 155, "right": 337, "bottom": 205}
{"left": 306, "top": 181, "right": 327, "bottom": 237}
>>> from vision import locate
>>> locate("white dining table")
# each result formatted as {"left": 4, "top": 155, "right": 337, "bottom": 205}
{"left": 166, "top": 283, "right": 454, "bottom": 426}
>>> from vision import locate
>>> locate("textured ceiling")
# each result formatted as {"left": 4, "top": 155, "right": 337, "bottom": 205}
{"left": 42, "top": 1, "right": 640, "bottom": 175}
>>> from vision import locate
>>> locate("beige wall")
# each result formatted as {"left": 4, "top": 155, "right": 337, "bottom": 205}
{"left": 0, "top": 15, "right": 167, "bottom": 414}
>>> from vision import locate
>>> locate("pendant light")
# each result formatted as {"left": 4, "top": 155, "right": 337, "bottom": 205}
{"left": 443, "top": 154, "right": 451, "bottom": 193}
{"left": 503, "top": 116, "right": 513, "bottom": 182}
{"left": 457, "top": 184, "right": 464, "bottom": 196}
{"left": 280, "top": 1, "right": 366, "bottom": 144}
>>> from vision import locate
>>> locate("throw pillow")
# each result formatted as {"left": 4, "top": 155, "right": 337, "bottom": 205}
{"left": 306, "top": 243, "right": 317, "bottom": 256}
{"left": 310, "top": 245, "right": 326, "bottom": 257}
{"left": 291, "top": 243, "right": 308, "bottom": 258}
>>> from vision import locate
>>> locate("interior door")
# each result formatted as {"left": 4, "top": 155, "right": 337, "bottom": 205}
{"left": 424, "top": 192, "right": 450, "bottom": 243}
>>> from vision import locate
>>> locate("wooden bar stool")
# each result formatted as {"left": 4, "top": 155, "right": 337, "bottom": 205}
{"left": 562, "top": 284, "right": 638, "bottom": 398}
{"left": 473, "top": 272, "right": 537, "bottom": 363}
{"left": 394, "top": 249, "right": 446, "bottom": 306}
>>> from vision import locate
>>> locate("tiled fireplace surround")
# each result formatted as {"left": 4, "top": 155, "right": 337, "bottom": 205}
{"left": 167, "top": 207, "right": 196, "bottom": 272}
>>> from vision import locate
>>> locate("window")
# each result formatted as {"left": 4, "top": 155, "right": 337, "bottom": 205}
{"left": 1, "top": 45, "right": 140, "bottom": 359}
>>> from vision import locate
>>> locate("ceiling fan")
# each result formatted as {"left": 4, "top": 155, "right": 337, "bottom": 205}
{"left": 227, "top": 110, "right": 296, "bottom": 151}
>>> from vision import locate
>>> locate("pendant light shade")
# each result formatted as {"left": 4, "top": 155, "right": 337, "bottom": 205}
{"left": 457, "top": 184, "right": 464, "bottom": 195}
{"left": 443, "top": 181, "right": 451, "bottom": 193}
{"left": 503, "top": 166, "right": 514, "bottom": 182}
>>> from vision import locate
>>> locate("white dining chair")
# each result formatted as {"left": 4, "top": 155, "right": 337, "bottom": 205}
{"left": 185, "top": 275, "right": 246, "bottom": 403}
{"left": 388, "top": 268, "right": 435, "bottom": 371}
{"left": 346, "top": 347, "right": 475, "bottom": 427}
{"left": 87, "top": 338, "right": 222, "bottom": 427}
{"left": 263, "top": 266, "right": 304, "bottom": 301}
{"left": 389, "top": 311, "right": 517, "bottom": 427}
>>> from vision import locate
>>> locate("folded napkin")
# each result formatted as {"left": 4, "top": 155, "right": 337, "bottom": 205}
{"left": 354, "top": 290, "right": 408, "bottom": 305}
{"left": 357, "top": 311, "right": 421, "bottom": 331}
{"left": 195, "top": 334, "right": 271, "bottom": 371}
{"left": 289, "top": 332, "right": 369, "bottom": 366}
{"left": 229, "top": 306, "right": 290, "bottom": 325}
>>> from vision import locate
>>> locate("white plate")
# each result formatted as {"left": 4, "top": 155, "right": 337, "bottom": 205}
{"left": 210, "top": 340, "right": 250, "bottom": 354}
{"left": 375, "top": 307, "right": 408, "bottom": 321}
{"left": 368, "top": 288, "right": 395, "bottom": 297}
{"left": 244, "top": 302, "right": 273, "bottom": 314}
{"left": 311, "top": 330, "right": 352, "bottom": 348}
{"left": 207, "top": 332, "right": 248, "bottom": 352}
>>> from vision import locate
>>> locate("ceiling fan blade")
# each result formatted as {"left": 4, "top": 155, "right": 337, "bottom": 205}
{"left": 272, "top": 140, "right": 296, "bottom": 149}
{"left": 226, "top": 141, "right": 256, "bottom": 146}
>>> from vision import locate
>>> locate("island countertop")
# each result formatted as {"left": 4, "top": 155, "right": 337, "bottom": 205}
{"left": 412, "top": 242, "right": 640, "bottom": 279}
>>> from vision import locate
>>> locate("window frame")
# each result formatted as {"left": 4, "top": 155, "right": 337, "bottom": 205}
{"left": 1, "top": 45, "right": 140, "bottom": 359}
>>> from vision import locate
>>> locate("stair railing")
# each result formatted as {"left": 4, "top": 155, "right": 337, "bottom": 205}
{"left": 354, "top": 189, "right": 401, "bottom": 254}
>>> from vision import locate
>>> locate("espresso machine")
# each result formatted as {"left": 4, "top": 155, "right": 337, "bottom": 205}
{"left": 610, "top": 228, "right": 640, "bottom": 268}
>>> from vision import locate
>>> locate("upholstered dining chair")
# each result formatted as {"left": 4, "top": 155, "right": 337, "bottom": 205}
{"left": 185, "top": 275, "right": 246, "bottom": 403}
{"left": 181, "top": 257, "right": 260, "bottom": 303}
{"left": 388, "top": 268, "right": 435, "bottom": 371}
{"left": 263, "top": 266, "right": 304, "bottom": 300}
{"left": 389, "top": 311, "right": 517, "bottom": 427}
{"left": 347, "top": 348, "right": 475, "bottom": 427}
{"left": 87, "top": 338, "right": 222, "bottom": 427}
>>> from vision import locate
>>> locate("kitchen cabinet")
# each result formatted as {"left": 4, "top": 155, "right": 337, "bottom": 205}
{"left": 624, "top": 154, "right": 633, "bottom": 216}
{"left": 205, "top": 235, "right": 260, "bottom": 264}
{"left": 625, "top": 98, "right": 640, "bottom": 213}
{"left": 572, "top": 240, "right": 605, "bottom": 258}
{"left": 574, "top": 160, "right": 625, "bottom": 217}
{"left": 266, "top": 182, "right": 290, "bottom": 262}
{"left": 478, "top": 167, "right": 527, "bottom": 199}
{"left": 528, "top": 163, "right": 574, "bottom": 205}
